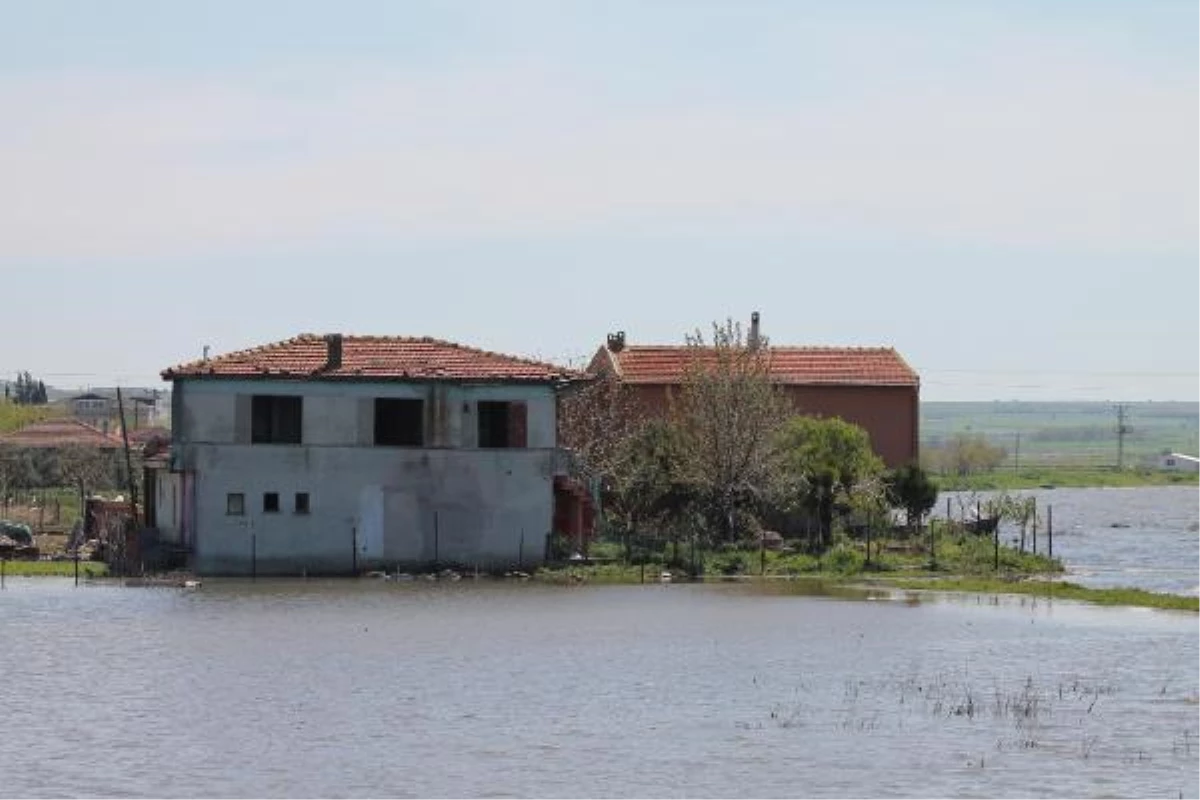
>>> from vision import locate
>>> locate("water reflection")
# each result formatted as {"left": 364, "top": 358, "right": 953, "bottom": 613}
{"left": 2, "top": 578, "right": 1193, "bottom": 798}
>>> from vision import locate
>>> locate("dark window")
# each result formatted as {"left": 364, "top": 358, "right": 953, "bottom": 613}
{"left": 226, "top": 493, "right": 245, "bottom": 516}
{"left": 374, "top": 398, "right": 424, "bottom": 446}
{"left": 263, "top": 492, "right": 280, "bottom": 513}
{"left": 251, "top": 395, "right": 302, "bottom": 444}
{"left": 478, "top": 401, "right": 527, "bottom": 448}
{"left": 294, "top": 492, "right": 310, "bottom": 514}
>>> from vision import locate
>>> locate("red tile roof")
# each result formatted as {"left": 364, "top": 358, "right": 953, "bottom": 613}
{"left": 599, "top": 345, "right": 919, "bottom": 387}
{"left": 162, "top": 334, "right": 581, "bottom": 384}
{"left": 0, "top": 418, "right": 125, "bottom": 449}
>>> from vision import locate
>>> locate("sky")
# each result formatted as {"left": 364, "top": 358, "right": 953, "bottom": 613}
{"left": 1, "top": 0, "right": 1196, "bottom": 401}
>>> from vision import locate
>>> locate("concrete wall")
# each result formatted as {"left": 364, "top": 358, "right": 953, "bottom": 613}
{"left": 181, "top": 444, "right": 555, "bottom": 575}
{"left": 171, "top": 378, "right": 559, "bottom": 575}
{"left": 175, "top": 379, "right": 557, "bottom": 449}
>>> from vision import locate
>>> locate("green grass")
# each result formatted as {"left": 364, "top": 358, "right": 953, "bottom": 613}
{"left": 883, "top": 576, "right": 1199, "bottom": 612}
{"left": 0, "top": 560, "right": 108, "bottom": 577}
{"left": 921, "top": 400, "right": 1199, "bottom": 470}
{"left": 932, "top": 466, "right": 1198, "bottom": 491}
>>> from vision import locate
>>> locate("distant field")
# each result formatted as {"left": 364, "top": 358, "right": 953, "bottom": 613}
{"left": 921, "top": 401, "right": 1199, "bottom": 469}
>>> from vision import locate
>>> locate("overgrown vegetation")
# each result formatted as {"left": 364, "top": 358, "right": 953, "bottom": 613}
{"left": 0, "top": 559, "right": 108, "bottom": 577}
{"left": 559, "top": 317, "right": 933, "bottom": 562}
{"left": 0, "top": 402, "right": 55, "bottom": 435}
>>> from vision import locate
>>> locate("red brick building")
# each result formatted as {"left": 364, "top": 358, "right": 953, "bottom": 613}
{"left": 586, "top": 319, "right": 921, "bottom": 468}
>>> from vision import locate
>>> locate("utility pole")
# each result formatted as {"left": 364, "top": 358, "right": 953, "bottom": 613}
{"left": 1114, "top": 404, "right": 1131, "bottom": 470}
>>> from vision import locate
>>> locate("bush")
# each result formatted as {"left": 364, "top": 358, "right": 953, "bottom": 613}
{"left": 825, "top": 545, "right": 865, "bottom": 575}
{"left": 708, "top": 551, "right": 752, "bottom": 576}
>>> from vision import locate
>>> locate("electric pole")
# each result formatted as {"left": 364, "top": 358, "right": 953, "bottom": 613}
{"left": 1114, "top": 404, "right": 1131, "bottom": 470}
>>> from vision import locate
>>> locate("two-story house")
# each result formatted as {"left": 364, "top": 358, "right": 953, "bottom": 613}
{"left": 150, "top": 333, "right": 581, "bottom": 576}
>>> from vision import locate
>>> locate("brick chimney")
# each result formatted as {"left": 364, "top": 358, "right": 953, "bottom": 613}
{"left": 749, "top": 312, "right": 761, "bottom": 350}
{"left": 324, "top": 333, "right": 343, "bottom": 371}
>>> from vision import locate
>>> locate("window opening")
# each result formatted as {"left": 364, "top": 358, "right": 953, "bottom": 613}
{"left": 251, "top": 395, "right": 302, "bottom": 444}
{"left": 477, "top": 401, "right": 527, "bottom": 448}
{"left": 374, "top": 398, "right": 424, "bottom": 446}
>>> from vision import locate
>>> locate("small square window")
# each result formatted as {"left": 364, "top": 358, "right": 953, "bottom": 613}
{"left": 263, "top": 492, "right": 280, "bottom": 513}
{"left": 294, "top": 492, "right": 310, "bottom": 514}
{"left": 226, "top": 493, "right": 245, "bottom": 516}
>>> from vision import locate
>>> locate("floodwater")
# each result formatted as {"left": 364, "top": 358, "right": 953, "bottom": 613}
{"left": 937, "top": 486, "right": 1200, "bottom": 595}
{"left": 2, "top": 577, "right": 1197, "bottom": 798}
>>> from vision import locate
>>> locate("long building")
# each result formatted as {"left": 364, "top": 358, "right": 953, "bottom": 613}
{"left": 585, "top": 313, "right": 921, "bottom": 468}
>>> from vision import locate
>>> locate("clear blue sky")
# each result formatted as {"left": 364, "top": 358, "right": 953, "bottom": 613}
{"left": 1, "top": 0, "right": 1196, "bottom": 401}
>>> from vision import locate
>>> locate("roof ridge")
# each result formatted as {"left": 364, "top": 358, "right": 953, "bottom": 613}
{"left": 162, "top": 333, "right": 584, "bottom": 382}
{"left": 621, "top": 343, "right": 900, "bottom": 351}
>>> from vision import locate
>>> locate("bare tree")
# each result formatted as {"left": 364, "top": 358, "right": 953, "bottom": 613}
{"left": 672, "top": 319, "right": 791, "bottom": 543}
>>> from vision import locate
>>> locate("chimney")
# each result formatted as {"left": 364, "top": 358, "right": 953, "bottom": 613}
{"left": 202, "top": 345, "right": 210, "bottom": 362}
{"left": 749, "top": 312, "right": 761, "bottom": 350}
{"left": 324, "top": 333, "right": 344, "bottom": 371}
{"left": 606, "top": 331, "right": 626, "bottom": 353}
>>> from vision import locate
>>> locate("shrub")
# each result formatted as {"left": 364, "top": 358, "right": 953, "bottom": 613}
{"left": 826, "top": 545, "right": 865, "bottom": 575}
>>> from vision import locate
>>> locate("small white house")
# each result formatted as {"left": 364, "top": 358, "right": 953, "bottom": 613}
{"left": 149, "top": 333, "right": 581, "bottom": 576}
{"left": 1158, "top": 453, "right": 1200, "bottom": 473}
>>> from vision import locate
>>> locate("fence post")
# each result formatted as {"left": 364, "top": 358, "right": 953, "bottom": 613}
{"left": 993, "top": 524, "right": 1000, "bottom": 572}
{"left": 1048, "top": 505, "right": 1053, "bottom": 560}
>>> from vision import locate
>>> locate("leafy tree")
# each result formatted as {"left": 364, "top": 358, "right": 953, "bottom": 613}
{"left": 602, "top": 419, "right": 694, "bottom": 562}
{"left": 885, "top": 463, "right": 939, "bottom": 532}
{"left": 10, "top": 372, "right": 49, "bottom": 405}
{"left": 671, "top": 319, "right": 791, "bottom": 543}
{"left": 776, "top": 416, "right": 884, "bottom": 549}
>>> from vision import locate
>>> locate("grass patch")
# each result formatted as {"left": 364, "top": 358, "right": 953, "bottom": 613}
{"left": 933, "top": 466, "right": 1198, "bottom": 491}
{"left": 885, "top": 576, "right": 1199, "bottom": 612}
{"left": 0, "top": 560, "right": 108, "bottom": 577}
{"left": 541, "top": 532, "right": 1063, "bottom": 584}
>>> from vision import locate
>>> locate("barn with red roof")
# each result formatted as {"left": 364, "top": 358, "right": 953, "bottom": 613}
{"left": 587, "top": 313, "right": 920, "bottom": 468}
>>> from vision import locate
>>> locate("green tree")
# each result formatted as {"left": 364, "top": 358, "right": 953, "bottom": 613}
{"left": 672, "top": 319, "right": 791, "bottom": 543}
{"left": 885, "top": 463, "right": 939, "bottom": 531}
{"left": 603, "top": 419, "right": 694, "bottom": 562}
{"left": 776, "top": 416, "right": 884, "bottom": 549}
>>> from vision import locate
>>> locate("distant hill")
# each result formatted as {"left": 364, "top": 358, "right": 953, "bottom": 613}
{"left": 920, "top": 401, "right": 1199, "bottom": 468}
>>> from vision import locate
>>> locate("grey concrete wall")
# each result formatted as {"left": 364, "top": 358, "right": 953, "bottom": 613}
{"left": 174, "top": 379, "right": 557, "bottom": 449}
{"left": 170, "top": 377, "right": 562, "bottom": 575}
{"left": 182, "top": 444, "right": 556, "bottom": 575}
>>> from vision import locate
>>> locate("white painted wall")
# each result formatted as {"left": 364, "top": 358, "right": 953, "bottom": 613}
{"left": 170, "top": 378, "right": 561, "bottom": 575}
{"left": 1158, "top": 453, "right": 1200, "bottom": 473}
